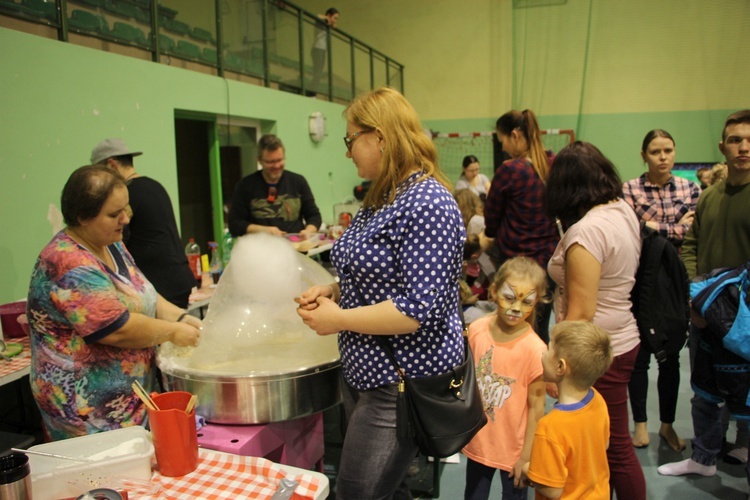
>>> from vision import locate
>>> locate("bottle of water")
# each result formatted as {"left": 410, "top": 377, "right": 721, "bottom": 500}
{"left": 221, "top": 228, "right": 234, "bottom": 268}
{"left": 185, "top": 238, "right": 202, "bottom": 288}
{"left": 208, "top": 241, "right": 223, "bottom": 284}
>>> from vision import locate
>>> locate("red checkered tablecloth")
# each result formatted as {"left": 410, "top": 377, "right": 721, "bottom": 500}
{"left": 139, "top": 449, "right": 326, "bottom": 499}
{"left": 0, "top": 337, "right": 30, "bottom": 378}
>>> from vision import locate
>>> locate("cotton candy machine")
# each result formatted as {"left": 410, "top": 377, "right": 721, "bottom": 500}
{"left": 157, "top": 233, "right": 341, "bottom": 424}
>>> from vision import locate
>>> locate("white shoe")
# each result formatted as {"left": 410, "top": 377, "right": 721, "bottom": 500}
{"left": 657, "top": 458, "right": 716, "bottom": 477}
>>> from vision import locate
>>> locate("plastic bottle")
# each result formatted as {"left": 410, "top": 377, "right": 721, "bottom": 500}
{"left": 208, "top": 241, "right": 223, "bottom": 284}
{"left": 185, "top": 238, "right": 202, "bottom": 288}
{"left": 221, "top": 228, "right": 234, "bottom": 268}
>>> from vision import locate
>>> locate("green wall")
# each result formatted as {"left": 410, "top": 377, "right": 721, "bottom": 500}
{"left": 304, "top": 0, "right": 747, "bottom": 181}
{"left": 0, "top": 27, "right": 356, "bottom": 304}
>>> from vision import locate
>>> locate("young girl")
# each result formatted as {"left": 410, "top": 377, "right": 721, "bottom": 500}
{"left": 462, "top": 257, "right": 549, "bottom": 500}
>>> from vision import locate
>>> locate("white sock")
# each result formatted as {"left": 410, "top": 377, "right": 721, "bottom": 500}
{"left": 657, "top": 458, "right": 716, "bottom": 477}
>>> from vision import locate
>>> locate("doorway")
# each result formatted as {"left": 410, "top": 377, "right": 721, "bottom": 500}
{"left": 174, "top": 116, "right": 260, "bottom": 253}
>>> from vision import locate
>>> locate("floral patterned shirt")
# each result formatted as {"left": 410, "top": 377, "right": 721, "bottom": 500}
{"left": 27, "top": 231, "right": 158, "bottom": 440}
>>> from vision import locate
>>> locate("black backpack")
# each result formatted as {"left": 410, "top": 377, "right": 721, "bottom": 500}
{"left": 630, "top": 222, "right": 690, "bottom": 363}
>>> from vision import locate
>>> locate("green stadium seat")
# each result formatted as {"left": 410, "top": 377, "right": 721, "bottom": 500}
{"left": 159, "top": 34, "right": 175, "bottom": 53}
{"left": 71, "top": 0, "right": 105, "bottom": 7}
{"left": 224, "top": 53, "right": 245, "bottom": 70}
{"left": 174, "top": 40, "right": 200, "bottom": 60}
{"left": 162, "top": 18, "right": 190, "bottom": 36}
{"left": 69, "top": 9, "right": 108, "bottom": 34}
{"left": 191, "top": 27, "right": 214, "bottom": 44}
{"left": 103, "top": 0, "right": 139, "bottom": 20}
{"left": 23, "top": 0, "right": 56, "bottom": 21}
{"left": 111, "top": 21, "right": 147, "bottom": 45}
{"left": 201, "top": 48, "right": 217, "bottom": 65}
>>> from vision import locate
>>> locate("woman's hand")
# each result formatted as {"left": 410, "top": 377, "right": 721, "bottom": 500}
{"left": 297, "top": 296, "right": 342, "bottom": 335}
{"left": 171, "top": 322, "right": 201, "bottom": 347}
{"left": 295, "top": 284, "right": 338, "bottom": 311}
{"left": 678, "top": 210, "right": 695, "bottom": 227}
{"left": 179, "top": 314, "right": 202, "bottom": 330}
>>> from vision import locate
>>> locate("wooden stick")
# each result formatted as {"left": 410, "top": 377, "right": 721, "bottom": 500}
{"left": 185, "top": 394, "right": 197, "bottom": 414}
{"left": 131, "top": 381, "right": 158, "bottom": 411}
{"left": 11, "top": 448, "right": 92, "bottom": 462}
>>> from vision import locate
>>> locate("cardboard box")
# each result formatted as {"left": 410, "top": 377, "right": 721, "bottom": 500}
{"left": 28, "top": 426, "right": 153, "bottom": 500}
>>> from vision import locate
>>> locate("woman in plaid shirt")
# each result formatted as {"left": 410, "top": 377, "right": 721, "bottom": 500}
{"left": 623, "top": 129, "right": 701, "bottom": 452}
{"left": 481, "top": 109, "right": 559, "bottom": 343}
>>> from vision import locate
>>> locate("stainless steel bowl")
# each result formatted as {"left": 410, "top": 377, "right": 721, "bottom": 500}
{"left": 158, "top": 358, "right": 342, "bottom": 424}
{"left": 158, "top": 234, "right": 343, "bottom": 424}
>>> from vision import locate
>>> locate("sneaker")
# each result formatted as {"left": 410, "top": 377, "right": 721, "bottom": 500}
{"left": 725, "top": 447, "right": 748, "bottom": 465}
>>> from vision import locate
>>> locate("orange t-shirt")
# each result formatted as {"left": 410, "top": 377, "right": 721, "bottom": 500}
{"left": 527, "top": 388, "right": 610, "bottom": 499}
{"left": 462, "top": 315, "right": 545, "bottom": 471}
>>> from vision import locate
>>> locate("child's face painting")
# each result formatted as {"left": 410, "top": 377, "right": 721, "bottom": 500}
{"left": 495, "top": 277, "right": 538, "bottom": 329}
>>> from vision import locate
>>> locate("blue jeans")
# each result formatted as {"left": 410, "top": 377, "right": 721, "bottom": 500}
{"left": 336, "top": 381, "right": 418, "bottom": 500}
{"left": 464, "top": 458, "right": 527, "bottom": 500}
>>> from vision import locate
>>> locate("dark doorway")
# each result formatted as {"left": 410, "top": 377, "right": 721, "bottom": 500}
{"left": 175, "top": 118, "right": 213, "bottom": 252}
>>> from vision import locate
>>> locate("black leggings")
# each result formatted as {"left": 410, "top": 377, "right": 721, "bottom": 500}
{"left": 628, "top": 341, "right": 681, "bottom": 423}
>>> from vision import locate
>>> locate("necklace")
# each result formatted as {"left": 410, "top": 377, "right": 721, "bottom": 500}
{"left": 66, "top": 228, "right": 113, "bottom": 269}
{"left": 124, "top": 172, "right": 138, "bottom": 182}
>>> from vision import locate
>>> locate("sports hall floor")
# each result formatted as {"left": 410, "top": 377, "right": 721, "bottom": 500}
{"left": 421, "top": 345, "right": 748, "bottom": 499}
{"left": 323, "top": 342, "right": 749, "bottom": 499}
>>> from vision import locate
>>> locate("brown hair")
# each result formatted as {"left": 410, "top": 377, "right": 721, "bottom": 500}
{"left": 710, "top": 162, "right": 728, "bottom": 184}
{"left": 496, "top": 109, "right": 549, "bottom": 182}
{"left": 722, "top": 110, "right": 750, "bottom": 140}
{"left": 641, "top": 129, "right": 675, "bottom": 154}
{"left": 257, "top": 134, "right": 285, "bottom": 159}
{"left": 454, "top": 189, "right": 483, "bottom": 229}
{"left": 61, "top": 165, "right": 126, "bottom": 227}
{"left": 490, "top": 257, "right": 550, "bottom": 326}
{"left": 344, "top": 87, "right": 451, "bottom": 209}
{"left": 550, "top": 320, "right": 613, "bottom": 389}
{"left": 545, "top": 141, "right": 623, "bottom": 226}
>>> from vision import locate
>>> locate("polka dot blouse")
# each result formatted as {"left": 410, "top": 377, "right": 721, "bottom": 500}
{"left": 330, "top": 174, "right": 467, "bottom": 390}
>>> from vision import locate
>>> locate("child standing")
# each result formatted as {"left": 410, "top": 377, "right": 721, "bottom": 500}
{"left": 462, "top": 257, "right": 549, "bottom": 499}
{"left": 522, "top": 320, "right": 613, "bottom": 499}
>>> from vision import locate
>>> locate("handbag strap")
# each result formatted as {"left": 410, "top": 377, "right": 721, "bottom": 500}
{"left": 350, "top": 284, "right": 466, "bottom": 380}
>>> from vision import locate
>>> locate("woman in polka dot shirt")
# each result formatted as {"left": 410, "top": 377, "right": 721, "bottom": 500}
{"left": 296, "top": 87, "right": 466, "bottom": 499}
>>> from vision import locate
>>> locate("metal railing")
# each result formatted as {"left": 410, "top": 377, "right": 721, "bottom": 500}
{"left": 0, "top": 0, "right": 405, "bottom": 100}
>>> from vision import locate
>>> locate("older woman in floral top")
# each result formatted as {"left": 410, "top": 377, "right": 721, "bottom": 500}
{"left": 28, "top": 165, "right": 201, "bottom": 440}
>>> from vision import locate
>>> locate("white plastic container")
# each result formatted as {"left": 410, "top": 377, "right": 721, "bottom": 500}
{"left": 27, "top": 426, "right": 154, "bottom": 500}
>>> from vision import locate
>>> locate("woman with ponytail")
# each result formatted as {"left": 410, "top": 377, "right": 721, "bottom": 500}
{"left": 482, "top": 109, "right": 559, "bottom": 342}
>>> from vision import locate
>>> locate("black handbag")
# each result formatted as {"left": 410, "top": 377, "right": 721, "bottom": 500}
{"left": 378, "top": 326, "right": 487, "bottom": 458}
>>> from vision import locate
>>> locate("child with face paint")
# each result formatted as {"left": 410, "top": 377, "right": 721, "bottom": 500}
{"left": 462, "top": 257, "right": 549, "bottom": 500}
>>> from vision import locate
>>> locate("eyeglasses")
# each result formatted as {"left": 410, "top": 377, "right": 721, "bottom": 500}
{"left": 343, "top": 129, "right": 374, "bottom": 152}
{"left": 267, "top": 186, "right": 277, "bottom": 203}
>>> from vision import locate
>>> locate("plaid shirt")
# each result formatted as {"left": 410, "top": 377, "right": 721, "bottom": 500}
{"left": 622, "top": 173, "right": 701, "bottom": 245}
{"left": 484, "top": 156, "right": 559, "bottom": 267}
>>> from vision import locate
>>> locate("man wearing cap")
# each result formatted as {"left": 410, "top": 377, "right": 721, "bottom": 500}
{"left": 90, "top": 138, "right": 195, "bottom": 308}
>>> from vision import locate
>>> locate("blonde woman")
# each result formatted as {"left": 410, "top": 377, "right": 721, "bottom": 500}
{"left": 296, "top": 87, "right": 466, "bottom": 499}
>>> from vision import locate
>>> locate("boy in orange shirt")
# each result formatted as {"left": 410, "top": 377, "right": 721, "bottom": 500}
{"left": 522, "top": 320, "right": 613, "bottom": 499}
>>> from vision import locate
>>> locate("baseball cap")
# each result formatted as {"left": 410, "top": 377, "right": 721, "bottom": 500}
{"left": 90, "top": 138, "right": 143, "bottom": 164}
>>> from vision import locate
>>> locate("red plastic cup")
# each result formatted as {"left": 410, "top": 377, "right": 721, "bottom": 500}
{"left": 147, "top": 391, "right": 198, "bottom": 477}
